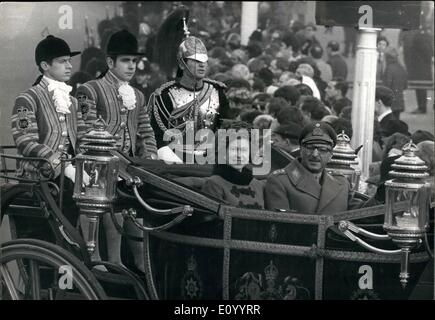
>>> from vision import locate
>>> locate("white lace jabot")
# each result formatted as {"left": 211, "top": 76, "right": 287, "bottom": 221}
{"left": 44, "top": 76, "right": 72, "bottom": 114}
{"left": 118, "top": 82, "right": 137, "bottom": 110}
{"left": 108, "top": 71, "right": 137, "bottom": 110}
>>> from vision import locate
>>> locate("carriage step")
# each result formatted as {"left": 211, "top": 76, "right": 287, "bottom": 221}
{"left": 91, "top": 268, "right": 146, "bottom": 300}
{"left": 92, "top": 268, "right": 141, "bottom": 286}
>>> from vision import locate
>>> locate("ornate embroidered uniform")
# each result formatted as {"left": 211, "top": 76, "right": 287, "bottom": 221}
{"left": 75, "top": 70, "right": 157, "bottom": 158}
{"left": 148, "top": 78, "right": 230, "bottom": 148}
{"left": 11, "top": 77, "right": 87, "bottom": 178}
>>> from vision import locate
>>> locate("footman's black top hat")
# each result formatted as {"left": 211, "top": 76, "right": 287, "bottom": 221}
{"left": 35, "top": 35, "right": 81, "bottom": 66}
{"left": 106, "top": 29, "right": 145, "bottom": 56}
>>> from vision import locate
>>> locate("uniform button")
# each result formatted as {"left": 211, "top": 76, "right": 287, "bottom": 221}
{"left": 59, "top": 116, "right": 65, "bottom": 122}
{"left": 53, "top": 159, "right": 60, "bottom": 166}
{"left": 58, "top": 144, "right": 64, "bottom": 151}
{"left": 120, "top": 122, "right": 126, "bottom": 129}
{"left": 61, "top": 131, "right": 68, "bottom": 137}
{"left": 120, "top": 108, "right": 127, "bottom": 114}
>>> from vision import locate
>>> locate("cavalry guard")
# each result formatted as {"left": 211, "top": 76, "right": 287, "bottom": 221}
{"left": 148, "top": 5, "right": 230, "bottom": 152}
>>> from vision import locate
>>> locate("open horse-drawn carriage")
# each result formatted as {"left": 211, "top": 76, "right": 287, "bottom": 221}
{"left": 1, "top": 128, "right": 433, "bottom": 300}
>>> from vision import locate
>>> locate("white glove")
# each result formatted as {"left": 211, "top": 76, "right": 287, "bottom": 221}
{"left": 64, "top": 164, "right": 76, "bottom": 183}
{"left": 82, "top": 170, "right": 90, "bottom": 186}
{"left": 64, "top": 164, "right": 90, "bottom": 187}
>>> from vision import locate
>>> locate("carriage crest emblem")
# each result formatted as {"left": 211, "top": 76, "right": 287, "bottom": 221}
{"left": 181, "top": 254, "right": 203, "bottom": 299}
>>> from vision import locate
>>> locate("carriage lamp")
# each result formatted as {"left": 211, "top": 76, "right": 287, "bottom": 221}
{"left": 338, "top": 141, "right": 431, "bottom": 288}
{"left": 73, "top": 117, "right": 119, "bottom": 256}
{"left": 384, "top": 141, "right": 431, "bottom": 287}
{"left": 326, "top": 131, "right": 361, "bottom": 192}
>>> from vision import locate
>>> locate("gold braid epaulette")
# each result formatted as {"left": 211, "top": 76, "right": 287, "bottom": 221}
{"left": 152, "top": 80, "right": 176, "bottom": 133}
{"left": 204, "top": 78, "right": 227, "bottom": 89}
{"left": 154, "top": 80, "right": 176, "bottom": 96}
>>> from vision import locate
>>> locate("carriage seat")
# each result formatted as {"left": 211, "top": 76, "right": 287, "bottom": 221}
{"left": 127, "top": 157, "right": 215, "bottom": 191}
{"left": 173, "top": 176, "right": 207, "bottom": 191}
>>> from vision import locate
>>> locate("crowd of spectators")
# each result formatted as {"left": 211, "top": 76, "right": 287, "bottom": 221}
{"left": 68, "top": 2, "right": 434, "bottom": 196}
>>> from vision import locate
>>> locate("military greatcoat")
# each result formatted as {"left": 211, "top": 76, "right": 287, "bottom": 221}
{"left": 264, "top": 158, "right": 354, "bottom": 214}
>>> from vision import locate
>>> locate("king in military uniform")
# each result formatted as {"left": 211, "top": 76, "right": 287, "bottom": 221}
{"left": 264, "top": 122, "right": 358, "bottom": 214}
{"left": 149, "top": 6, "right": 230, "bottom": 150}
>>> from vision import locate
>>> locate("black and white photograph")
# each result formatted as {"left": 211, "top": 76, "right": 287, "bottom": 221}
{"left": 0, "top": 1, "right": 433, "bottom": 306}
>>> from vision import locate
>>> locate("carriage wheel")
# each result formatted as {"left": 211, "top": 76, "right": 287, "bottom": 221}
{"left": 0, "top": 239, "right": 107, "bottom": 300}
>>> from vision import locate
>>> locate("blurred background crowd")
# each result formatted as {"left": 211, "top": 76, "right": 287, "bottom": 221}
{"left": 1, "top": 1, "right": 434, "bottom": 194}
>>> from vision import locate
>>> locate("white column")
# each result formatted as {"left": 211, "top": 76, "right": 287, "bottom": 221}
{"left": 240, "top": 2, "right": 258, "bottom": 46}
{"left": 305, "top": 1, "right": 316, "bottom": 24}
{"left": 351, "top": 27, "right": 381, "bottom": 180}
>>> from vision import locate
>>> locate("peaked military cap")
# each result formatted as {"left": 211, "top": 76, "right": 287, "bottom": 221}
{"left": 106, "top": 29, "right": 145, "bottom": 56}
{"left": 299, "top": 121, "right": 337, "bottom": 146}
{"left": 35, "top": 35, "right": 80, "bottom": 66}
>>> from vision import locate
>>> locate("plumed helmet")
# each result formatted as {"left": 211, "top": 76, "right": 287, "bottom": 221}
{"left": 154, "top": 5, "right": 209, "bottom": 76}
{"left": 177, "top": 36, "right": 208, "bottom": 63}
